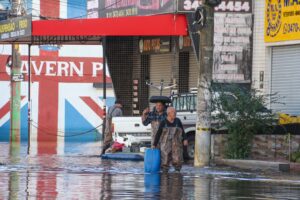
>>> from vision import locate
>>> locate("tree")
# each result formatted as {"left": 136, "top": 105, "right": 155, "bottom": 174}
{"left": 211, "top": 84, "right": 276, "bottom": 159}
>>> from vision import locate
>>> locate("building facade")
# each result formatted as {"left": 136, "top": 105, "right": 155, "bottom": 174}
{"left": 0, "top": 0, "right": 115, "bottom": 155}
{"left": 252, "top": 0, "right": 300, "bottom": 115}
{"left": 95, "top": 0, "right": 254, "bottom": 116}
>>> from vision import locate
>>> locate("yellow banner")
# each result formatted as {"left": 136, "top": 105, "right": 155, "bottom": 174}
{"left": 265, "top": 0, "right": 300, "bottom": 42}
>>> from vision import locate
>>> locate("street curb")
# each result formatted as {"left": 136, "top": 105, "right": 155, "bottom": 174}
{"left": 213, "top": 158, "right": 291, "bottom": 172}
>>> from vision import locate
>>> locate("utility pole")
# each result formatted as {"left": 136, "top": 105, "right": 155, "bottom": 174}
{"left": 10, "top": 0, "right": 23, "bottom": 143}
{"left": 10, "top": 45, "right": 22, "bottom": 142}
{"left": 102, "top": 37, "right": 107, "bottom": 142}
{"left": 194, "top": 1, "right": 215, "bottom": 167}
{"left": 27, "top": 44, "right": 31, "bottom": 154}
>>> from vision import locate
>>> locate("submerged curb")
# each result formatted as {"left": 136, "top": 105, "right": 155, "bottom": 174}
{"left": 214, "top": 158, "right": 291, "bottom": 172}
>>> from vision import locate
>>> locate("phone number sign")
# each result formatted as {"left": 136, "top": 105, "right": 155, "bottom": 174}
{"left": 177, "top": 0, "right": 252, "bottom": 13}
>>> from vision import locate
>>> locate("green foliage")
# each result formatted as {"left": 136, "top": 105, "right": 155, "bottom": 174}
{"left": 211, "top": 84, "right": 276, "bottom": 159}
{"left": 291, "top": 151, "right": 300, "bottom": 163}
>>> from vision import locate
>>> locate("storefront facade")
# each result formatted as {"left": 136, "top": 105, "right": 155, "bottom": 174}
{"left": 105, "top": 36, "right": 198, "bottom": 115}
{"left": 93, "top": 0, "right": 254, "bottom": 116}
{"left": 253, "top": 0, "right": 300, "bottom": 115}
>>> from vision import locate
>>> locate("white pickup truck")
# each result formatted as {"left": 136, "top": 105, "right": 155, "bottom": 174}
{"left": 112, "top": 117, "right": 152, "bottom": 147}
{"left": 112, "top": 92, "right": 198, "bottom": 159}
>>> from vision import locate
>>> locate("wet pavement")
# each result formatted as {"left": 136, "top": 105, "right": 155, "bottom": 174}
{"left": 1, "top": 142, "right": 300, "bottom": 199}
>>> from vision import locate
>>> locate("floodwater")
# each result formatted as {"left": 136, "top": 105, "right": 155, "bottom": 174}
{"left": 1, "top": 142, "right": 300, "bottom": 199}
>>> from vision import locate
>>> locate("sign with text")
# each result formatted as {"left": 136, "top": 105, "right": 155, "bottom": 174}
{"left": 265, "top": 0, "right": 300, "bottom": 42}
{"left": 177, "top": 0, "right": 252, "bottom": 13}
{"left": 139, "top": 37, "right": 171, "bottom": 54}
{"left": 0, "top": 56, "right": 111, "bottom": 83}
{"left": 11, "top": 74, "right": 24, "bottom": 82}
{"left": 99, "top": 0, "right": 175, "bottom": 18}
{"left": 0, "top": 15, "right": 31, "bottom": 41}
{"left": 213, "top": 13, "right": 252, "bottom": 83}
{"left": 178, "top": 36, "right": 193, "bottom": 51}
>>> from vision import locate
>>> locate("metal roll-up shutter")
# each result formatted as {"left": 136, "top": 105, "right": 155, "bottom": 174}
{"left": 179, "top": 52, "right": 189, "bottom": 93}
{"left": 149, "top": 54, "right": 173, "bottom": 97}
{"left": 271, "top": 45, "right": 300, "bottom": 115}
{"left": 107, "top": 37, "right": 134, "bottom": 115}
{"left": 189, "top": 51, "right": 199, "bottom": 89}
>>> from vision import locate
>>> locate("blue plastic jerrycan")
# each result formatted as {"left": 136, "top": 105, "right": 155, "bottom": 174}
{"left": 144, "top": 148, "right": 161, "bottom": 173}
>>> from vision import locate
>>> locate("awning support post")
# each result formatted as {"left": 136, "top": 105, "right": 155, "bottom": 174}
{"left": 27, "top": 44, "right": 31, "bottom": 154}
{"left": 102, "top": 37, "right": 107, "bottom": 142}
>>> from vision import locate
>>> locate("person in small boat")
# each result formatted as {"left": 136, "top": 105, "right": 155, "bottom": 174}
{"left": 153, "top": 107, "right": 188, "bottom": 173}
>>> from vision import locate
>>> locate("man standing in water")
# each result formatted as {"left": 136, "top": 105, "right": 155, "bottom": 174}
{"left": 102, "top": 100, "right": 123, "bottom": 155}
{"left": 153, "top": 107, "right": 188, "bottom": 173}
{"left": 142, "top": 100, "right": 167, "bottom": 146}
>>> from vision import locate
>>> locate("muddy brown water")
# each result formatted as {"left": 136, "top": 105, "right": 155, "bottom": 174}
{"left": 1, "top": 142, "right": 300, "bottom": 199}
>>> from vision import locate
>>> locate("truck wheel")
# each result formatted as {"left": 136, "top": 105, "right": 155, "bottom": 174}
{"left": 184, "top": 134, "right": 195, "bottom": 160}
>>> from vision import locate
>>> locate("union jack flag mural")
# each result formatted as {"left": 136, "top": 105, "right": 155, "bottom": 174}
{"left": 0, "top": 0, "right": 115, "bottom": 155}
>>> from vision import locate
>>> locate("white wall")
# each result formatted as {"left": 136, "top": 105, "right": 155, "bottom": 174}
{"left": 252, "top": 0, "right": 269, "bottom": 94}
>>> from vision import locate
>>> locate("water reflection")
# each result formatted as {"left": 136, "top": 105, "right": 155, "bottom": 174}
{"left": 144, "top": 173, "right": 160, "bottom": 196}
{"left": 194, "top": 174, "right": 211, "bottom": 199}
{"left": 8, "top": 142, "right": 21, "bottom": 200}
{"left": 8, "top": 172, "right": 19, "bottom": 200}
{"left": 1, "top": 142, "right": 300, "bottom": 199}
{"left": 161, "top": 173, "right": 183, "bottom": 199}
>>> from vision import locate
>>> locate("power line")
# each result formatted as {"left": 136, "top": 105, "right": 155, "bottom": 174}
{"left": 27, "top": 0, "right": 122, "bottom": 20}
{"left": 30, "top": 2, "right": 87, "bottom": 10}
{"left": 29, "top": 0, "right": 90, "bottom": 11}
{"left": 64, "top": 0, "right": 122, "bottom": 19}
{"left": 31, "top": 121, "right": 103, "bottom": 137}
{"left": 29, "top": 0, "right": 88, "bottom": 8}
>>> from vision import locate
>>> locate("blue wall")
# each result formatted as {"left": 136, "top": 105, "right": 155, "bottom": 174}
{"left": 0, "top": 104, "right": 28, "bottom": 142}
{"left": 64, "top": 100, "right": 100, "bottom": 142}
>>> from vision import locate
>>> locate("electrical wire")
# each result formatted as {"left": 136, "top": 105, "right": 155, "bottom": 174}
{"left": 30, "top": 0, "right": 88, "bottom": 10}
{"left": 30, "top": 119, "right": 103, "bottom": 134}
{"left": 28, "top": 0, "right": 122, "bottom": 20}
{"left": 9, "top": 0, "right": 94, "bottom": 19}
{"left": 20, "top": 74, "right": 105, "bottom": 83}
{"left": 30, "top": 121, "right": 103, "bottom": 137}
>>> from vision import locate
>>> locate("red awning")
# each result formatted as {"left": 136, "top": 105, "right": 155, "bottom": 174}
{"left": 32, "top": 14, "right": 188, "bottom": 37}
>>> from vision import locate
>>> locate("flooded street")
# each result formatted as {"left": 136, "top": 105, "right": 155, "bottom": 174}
{"left": 1, "top": 142, "right": 300, "bottom": 199}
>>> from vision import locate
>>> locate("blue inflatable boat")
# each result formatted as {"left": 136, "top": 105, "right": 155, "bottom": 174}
{"left": 101, "top": 153, "right": 144, "bottom": 161}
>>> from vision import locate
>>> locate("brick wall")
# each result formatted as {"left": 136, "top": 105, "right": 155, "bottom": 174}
{"left": 212, "top": 134, "right": 300, "bottom": 161}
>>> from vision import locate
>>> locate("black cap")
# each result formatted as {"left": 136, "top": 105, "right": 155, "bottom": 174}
{"left": 149, "top": 96, "right": 171, "bottom": 104}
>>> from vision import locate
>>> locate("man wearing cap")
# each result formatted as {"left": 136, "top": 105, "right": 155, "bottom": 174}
{"left": 142, "top": 99, "right": 167, "bottom": 147}
{"left": 102, "top": 100, "right": 123, "bottom": 155}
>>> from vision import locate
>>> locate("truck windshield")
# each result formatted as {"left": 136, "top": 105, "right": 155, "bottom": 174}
{"left": 172, "top": 94, "right": 197, "bottom": 112}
